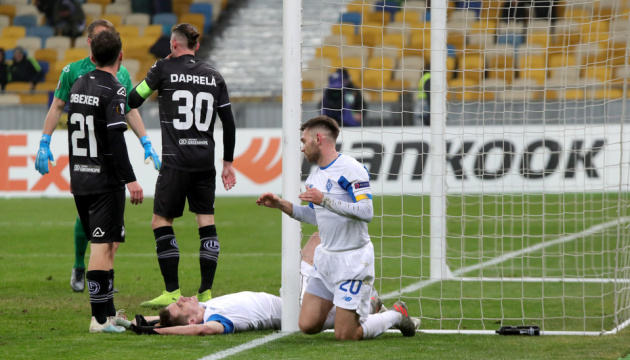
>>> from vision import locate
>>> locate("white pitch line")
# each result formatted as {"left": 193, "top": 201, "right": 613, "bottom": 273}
{"left": 380, "top": 217, "right": 630, "bottom": 300}
{"left": 198, "top": 332, "right": 292, "bottom": 360}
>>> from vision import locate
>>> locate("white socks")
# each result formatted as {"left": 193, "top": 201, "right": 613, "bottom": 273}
{"left": 360, "top": 310, "right": 401, "bottom": 339}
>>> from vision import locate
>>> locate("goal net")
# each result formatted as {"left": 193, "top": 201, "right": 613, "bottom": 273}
{"left": 290, "top": 0, "right": 630, "bottom": 334}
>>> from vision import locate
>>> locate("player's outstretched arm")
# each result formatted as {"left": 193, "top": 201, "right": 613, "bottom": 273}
{"left": 35, "top": 97, "right": 66, "bottom": 174}
{"left": 154, "top": 322, "right": 225, "bottom": 336}
{"left": 256, "top": 192, "right": 293, "bottom": 214}
{"left": 300, "top": 188, "right": 373, "bottom": 222}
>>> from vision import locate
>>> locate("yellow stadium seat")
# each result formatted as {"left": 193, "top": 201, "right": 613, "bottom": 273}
{"left": 101, "top": 14, "right": 122, "bottom": 28}
{"left": 381, "top": 90, "right": 401, "bottom": 102}
{"left": 331, "top": 23, "right": 357, "bottom": 39}
{"left": 366, "top": 10, "right": 389, "bottom": 26}
{"left": 394, "top": 10, "right": 421, "bottom": 24}
{"left": 409, "top": 29, "right": 430, "bottom": 50}
{"left": 117, "top": 25, "right": 140, "bottom": 40}
{"left": 345, "top": 68, "right": 361, "bottom": 85}
{"left": 359, "top": 23, "right": 384, "bottom": 47}
{"left": 346, "top": 2, "right": 365, "bottom": 13}
{"left": 173, "top": 0, "right": 193, "bottom": 17}
{"left": 520, "top": 54, "right": 546, "bottom": 70}
{"left": 1, "top": 25, "right": 25, "bottom": 39}
{"left": 584, "top": 66, "right": 611, "bottom": 82}
{"left": 62, "top": 48, "right": 89, "bottom": 63}
{"left": 34, "top": 48, "right": 58, "bottom": 64}
{"left": 563, "top": 88, "right": 585, "bottom": 100}
{"left": 362, "top": 69, "right": 392, "bottom": 89}
{"left": 522, "top": 69, "right": 547, "bottom": 84}
{"left": 19, "top": 93, "right": 48, "bottom": 104}
{"left": 382, "top": 33, "right": 406, "bottom": 49}
{"left": 315, "top": 46, "right": 340, "bottom": 60}
{"left": 0, "top": 4, "right": 16, "bottom": 20}
{"left": 37, "top": 81, "right": 58, "bottom": 91}
{"left": 179, "top": 13, "right": 205, "bottom": 38}
{"left": 0, "top": 37, "right": 17, "bottom": 49}
{"left": 332, "top": 56, "right": 363, "bottom": 70}
{"left": 528, "top": 33, "right": 550, "bottom": 47}
{"left": 367, "top": 56, "right": 395, "bottom": 70}
{"left": 5, "top": 82, "right": 32, "bottom": 92}
{"left": 142, "top": 24, "right": 163, "bottom": 41}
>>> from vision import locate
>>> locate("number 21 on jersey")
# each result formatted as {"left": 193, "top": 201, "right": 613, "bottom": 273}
{"left": 70, "top": 113, "right": 97, "bottom": 157}
{"left": 172, "top": 89, "right": 214, "bottom": 132}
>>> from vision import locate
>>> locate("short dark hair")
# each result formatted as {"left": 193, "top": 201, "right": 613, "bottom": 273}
{"left": 90, "top": 30, "right": 122, "bottom": 67}
{"left": 158, "top": 307, "right": 188, "bottom": 327}
{"left": 172, "top": 23, "right": 200, "bottom": 50}
{"left": 86, "top": 19, "right": 115, "bottom": 40}
{"left": 300, "top": 116, "right": 340, "bottom": 141}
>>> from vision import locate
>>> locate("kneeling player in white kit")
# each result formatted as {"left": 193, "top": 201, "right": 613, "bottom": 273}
{"left": 257, "top": 116, "right": 416, "bottom": 340}
{"left": 127, "top": 232, "right": 419, "bottom": 335}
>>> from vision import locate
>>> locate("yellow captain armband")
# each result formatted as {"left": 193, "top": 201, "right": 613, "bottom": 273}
{"left": 136, "top": 80, "right": 154, "bottom": 99}
{"left": 355, "top": 194, "right": 371, "bottom": 202}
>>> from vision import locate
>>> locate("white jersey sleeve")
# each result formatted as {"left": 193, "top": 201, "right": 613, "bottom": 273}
{"left": 202, "top": 291, "right": 282, "bottom": 333}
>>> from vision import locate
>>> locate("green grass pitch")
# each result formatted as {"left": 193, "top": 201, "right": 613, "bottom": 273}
{"left": 2, "top": 197, "right": 630, "bottom": 360}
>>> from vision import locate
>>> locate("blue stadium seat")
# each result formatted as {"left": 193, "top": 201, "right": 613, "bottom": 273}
{"left": 152, "top": 13, "right": 177, "bottom": 29}
{"left": 190, "top": 3, "right": 213, "bottom": 33}
{"left": 13, "top": 15, "right": 37, "bottom": 28}
{"left": 5, "top": 48, "right": 13, "bottom": 60}
{"left": 339, "top": 12, "right": 361, "bottom": 26}
{"left": 497, "top": 33, "right": 525, "bottom": 47}
{"left": 374, "top": 0, "right": 400, "bottom": 21}
{"left": 38, "top": 60, "right": 49, "bottom": 82}
{"left": 26, "top": 25, "right": 54, "bottom": 44}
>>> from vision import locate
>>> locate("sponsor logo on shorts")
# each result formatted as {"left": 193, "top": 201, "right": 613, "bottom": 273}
{"left": 73, "top": 164, "right": 101, "bottom": 173}
{"left": 342, "top": 296, "right": 353, "bottom": 302}
{"left": 93, "top": 228, "right": 105, "bottom": 238}
{"left": 88, "top": 280, "right": 100, "bottom": 294}
{"left": 354, "top": 181, "right": 370, "bottom": 189}
{"left": 179, "top": 138, "right": 209, "bottom": 146}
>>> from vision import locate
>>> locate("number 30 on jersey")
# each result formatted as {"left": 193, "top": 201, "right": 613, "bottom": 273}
{"left": 172, "top": 90, "right": 214, "bottom": 132}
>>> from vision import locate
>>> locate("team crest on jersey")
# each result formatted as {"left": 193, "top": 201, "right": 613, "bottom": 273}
{"left": 354, "top": 181, "right": 370, "bottom": 189}
{"left": 117, "top": 86, "right": 126, "bottom": 96}
{"left": 63, "top": 65, "right": 70, "bottom": 73}
{"left": 326, "top": 179, "right": 333, "bottom": 192}
{"left": 93, "top": 228, "right": 105, "bottom": 238}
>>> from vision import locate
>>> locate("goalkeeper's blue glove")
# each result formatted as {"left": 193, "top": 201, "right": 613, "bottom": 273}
{"left": 140, "top": 136, "right": 161, "bottom": 171}
{"left": 35, "top": 134, "right": 56, "bottom": 175}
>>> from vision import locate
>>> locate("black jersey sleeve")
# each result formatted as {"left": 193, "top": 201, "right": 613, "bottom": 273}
{"left": 105, "top": 84, "right": 129, "bottom": 131}
{"left": 217, "top": 104, "right": 235, "bottom": 162}
{"left": 129, "top": 59, "right": 164, "bottom": 108}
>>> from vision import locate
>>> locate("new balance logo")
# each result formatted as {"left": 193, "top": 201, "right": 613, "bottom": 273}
{"left": 233, "top": 138, "right": 282, "bottom": 184}
{"left": 342, "top": 296, "right": 353, "bottom": 302}
{"left": 93, "top": 228, "right": 105, "bottom": 238}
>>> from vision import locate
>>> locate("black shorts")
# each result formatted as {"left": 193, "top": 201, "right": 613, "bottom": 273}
{"left": 153, "top": 165, "right": 216, "bottom": 218}
{"left": 74, "top": 189, "right": 126, "bottom": 244}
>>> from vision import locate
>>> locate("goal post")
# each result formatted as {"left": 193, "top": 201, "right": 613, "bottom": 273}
{"left": 289, "top": 0, "right": 630, "bottom": 335}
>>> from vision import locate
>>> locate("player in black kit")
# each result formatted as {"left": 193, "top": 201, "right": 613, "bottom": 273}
{"left": 128, "top": 23, "right": 236, "bottom": 308}
{"left": 68, "top": 30, "right": 144, "bottom": 333}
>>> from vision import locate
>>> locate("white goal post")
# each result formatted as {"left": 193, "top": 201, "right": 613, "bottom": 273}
{"left": 284, "top": 0, "right": 630, "bottom": 335}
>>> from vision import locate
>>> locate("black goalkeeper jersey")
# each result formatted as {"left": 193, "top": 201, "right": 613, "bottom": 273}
{"left": 67, "top": 69, "right": 129, "bottom": 195}
{"left": 143, "top": 54, "right": 231, "bottom": 171}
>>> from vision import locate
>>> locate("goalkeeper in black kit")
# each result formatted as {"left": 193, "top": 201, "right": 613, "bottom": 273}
{"left": 128, "top": 23, "right": 237, "bottom": 308}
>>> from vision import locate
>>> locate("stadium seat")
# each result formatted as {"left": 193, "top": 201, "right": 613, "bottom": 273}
{"left": 35, "top": 48, "right": 58, "bottom": 65}
{"left": 124, "top": 13, "right": 151, "bottom": 27}
{"left": 173, "top": 0, "right": 193, "bottom": 17}
{"left": 73, "top": 36, "right": 89, "bottom": 48}
{"left": 331, "top": 56, "right": 363, "bottom": 70}
{"left": 81, "top": 3, "right": 103, "bottom": 18}
{"left": 331, "top": 23, "right": 357, "bottom": 39}
{"left": 302, "top": 69, "right": 328, "bottom": 88}
{"left": 0, "top": 4, "right": 16, "bottom": 20}
{"left": 62, "top": 48, "right": 89, "bottom": 63}
{"left": 37, "top": 60, "right": 49, "bottom": 81}
{"left": 204, "top": 0, "right": 224, "bottom": 21}
{"left": 0, "top": 93, "right": 20, "bottom": 105}
{"left": 152, "top": 13, "right": 177, "bottom": 29}
{"left": 315, "top": 46, "right": 340, "bottom": 60}
{"left": 306, "top": 56, "right": 332, "bottom": 69}
{"left": 101, "top": 14, "right": 122, "bottom": 28}
{"left": 5, "top": 81, "right": 32, "bottom": 92}
{"left": 339, "top": 46, "right": 369, "bottom": 61}
{"left": 340, "top": 12, "right": 362, "bottom": 27}
{"left": 179, "top": 14, "right": 205, "bottom": 37}
{"left": 17, "top": 36, "right": 42, "bottom": 54}
{"left": 19, "top": 93, "right": 49, "bottom": 104}
{"left": 142, "top": 24, "right": 163, "bottom": 41}
{"left": 323, "top": 34, "right": 350, "bottom": 47}
{"left": 117, "top": 25, "right": 140, "bottom": 40}
{"left": 368, "top": 56, "right": 395, "bottom": 70}
{"left": 1, "top": 26, "right": 26, "bottom": 39}
{"left": 382, "top": 32, "right": 406, "bottom": 49}
{"left": 12, "top": 14, "right": 36, "bottom": 28}
{"left": 122, "top": 58, "right": 140, "bottom": 75}
{"left": 105, "top": 3, "right": 131, "bottom": 16}
{"left": 87, "top": 0, "right": 111, "bottom": 12}
{"left": 584, "top": 66, "right": 611, "bottom": 82}
{"left": 359, "top": 23, "right": 384, "bottom": 47}
{"left": 15, "top": 4, "right": 39, "bottom": 17}
{"left": 190, "top": 3, "right": 213, "bottom": 32}
{"left": 363, "top": 68, "right": 392, "bottom": 89}
{"left": 37, "top": 81, "right": 58, "bottom": 91}
{"left": 122, "top": 37, "right": 152, "bottom": 61}
{"left": 0, "top": 38, "right": 17, "bottom": 50}
{"left": 46, "top": 36, "right": 72, "bottom": 51}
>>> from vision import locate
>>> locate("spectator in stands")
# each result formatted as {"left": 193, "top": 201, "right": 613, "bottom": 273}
{"left": 500, "top": 0, "right": 530, "bottom": 22}
{"left": 53, "top": 0, "right": 86, "bottom": 38}
{"left": 149, "top": 34, "right": 171, "bottom": 59}
{"left": 9, "top": 46, "right": 43, "bottom": 90}
{"left": 414, "top": 67, "right": 430, "bottom": 126}
{"left": 321, "top": 69, "right": 364, "bottom": 127}
{"left": 34, "top": 0, "right": 56, "bottom": 27}
{"left": 0, "top": 48, "right": 9, "bottom": 91}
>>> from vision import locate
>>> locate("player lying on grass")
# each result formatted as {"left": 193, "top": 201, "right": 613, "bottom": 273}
{"left": 126, "top": 233, "right": 419, "bottom": 336}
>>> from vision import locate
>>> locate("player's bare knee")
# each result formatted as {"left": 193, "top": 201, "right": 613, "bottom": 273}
{"left": 298, "top": 320, "right": 322, "bottom": 335}
{"left": 334, "top": 328, "right": 361, "bottom": 341}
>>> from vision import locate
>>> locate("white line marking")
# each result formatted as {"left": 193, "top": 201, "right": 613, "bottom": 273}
{"left": 380, "top": 217, "right": 630, "bottom": 299}
{"left": 198, "top": 332, "right": 292, "bottom": 360}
